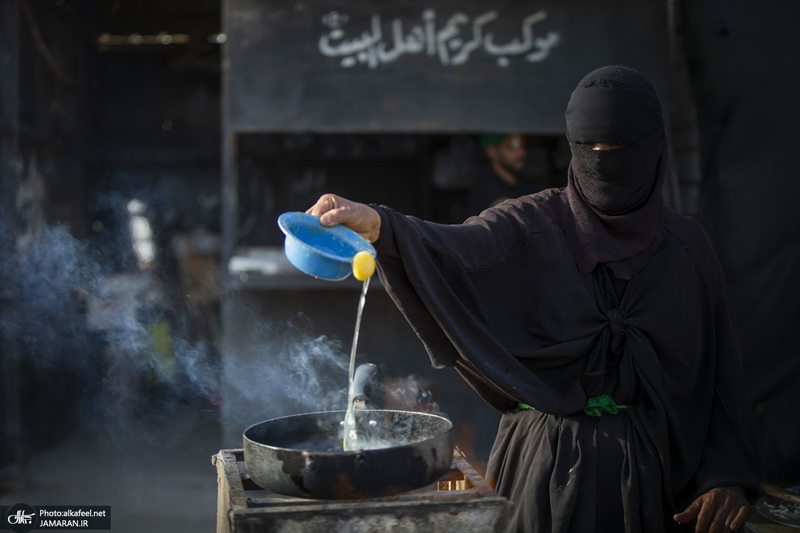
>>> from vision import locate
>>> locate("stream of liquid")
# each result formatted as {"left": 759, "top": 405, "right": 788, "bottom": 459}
{"left": 343, "top": 278, "right": 371, "bottom": 451}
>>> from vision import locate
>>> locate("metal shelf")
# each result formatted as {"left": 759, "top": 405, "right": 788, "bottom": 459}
{"left": 226, "top": 271, "right": 382, "bottom": 292}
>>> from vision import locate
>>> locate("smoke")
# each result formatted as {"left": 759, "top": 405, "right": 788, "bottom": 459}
{"left": 2, "top": 225, "right": 99, "bottom": 369}
{"left": 220, "top": 309, "right": 350, "bottom": 436}
{"left": 0, "top": 210, "right": 445, "bottom": 457}
{"left": 385, "top": 375, "right": 443, "bottom": 415}
{"left": 0, "top": 212, "right": 223, "bottom": 452}
{"left": 219, "top": 295, "right": 448, "bottom": 440}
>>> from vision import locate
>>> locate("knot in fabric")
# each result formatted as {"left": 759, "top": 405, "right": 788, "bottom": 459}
{"left": 583, "top": 394, "right": 631, "bottom": 417}
{"left": 609, "top": 322, "right": 626, "bottom": 338}
{"left": 605, "top": 308, "right": 627, "bottom": 338}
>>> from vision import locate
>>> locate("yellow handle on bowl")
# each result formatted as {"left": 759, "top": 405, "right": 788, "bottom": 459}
{"left": 352, "top": 251, "right": 376, "bottom": 281}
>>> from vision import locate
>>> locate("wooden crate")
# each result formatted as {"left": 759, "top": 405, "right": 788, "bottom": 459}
{"left": 744, "top": 510, "right": 799, "bottom": 532}
{"left": 212, "top": 448, "right": 511, "bottom": 533}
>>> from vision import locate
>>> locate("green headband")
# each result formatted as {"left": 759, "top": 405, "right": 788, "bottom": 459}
{"left": 479, "top": 133, "right": 508, "bottom": 150}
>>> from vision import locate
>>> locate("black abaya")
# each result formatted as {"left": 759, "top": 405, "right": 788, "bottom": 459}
{"left": 372, "top": 191, "right": 763, "bottom": 532}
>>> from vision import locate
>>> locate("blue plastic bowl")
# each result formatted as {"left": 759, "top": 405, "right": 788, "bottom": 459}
{"left": 277, "top": 212, "right": 376, "bottom": 281}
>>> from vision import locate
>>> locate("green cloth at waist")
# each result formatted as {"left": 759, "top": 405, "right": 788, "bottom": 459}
{"left": 518, "top": 394, "right": 632, "bottom": 417}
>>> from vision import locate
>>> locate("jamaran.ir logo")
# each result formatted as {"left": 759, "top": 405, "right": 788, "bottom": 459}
{"left": 5, "top": 503, "right": 38, "bottom": 533}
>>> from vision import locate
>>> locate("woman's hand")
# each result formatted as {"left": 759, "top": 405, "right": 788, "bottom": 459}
{"left": 674, "top": 486, "right": 749, "bottom": 532}
{"left": 306, "top": 194, "right": 382, "bottom": 243}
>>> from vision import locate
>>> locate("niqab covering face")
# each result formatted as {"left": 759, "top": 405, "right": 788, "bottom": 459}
{"left": 560, "top": 65, "right": 668, "bottom": 279}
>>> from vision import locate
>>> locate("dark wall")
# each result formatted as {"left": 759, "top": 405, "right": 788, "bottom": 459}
{"left": 685, "top": 0, "right": 800, "bottom": 479}
{"left": 225, "top": 0, "right": 668, "bottom": 133}
{"left": 89, "top": 48, "right": 221, "bottom": 235}
{"left": 1, "top": 0, "right": 224, "bottom": 471}
{"left": 0, "top": 0, "right": 21, "bottom": 473}
{"left": 0, "top": 0, "right": 94, "bottom": 469}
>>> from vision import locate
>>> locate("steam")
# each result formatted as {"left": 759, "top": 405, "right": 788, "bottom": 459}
{"left": 2, "top": 225, "right": 99, "bottom": 369}
{"left": 0, "top": 212, "right": 445, "bottom": 455}
{"left": 343, "top": 377, "right": 446, "bottom": 451}
{"left": 220, "top": 302, "right": 448, "bottom": 442}
{"left": 385, "top": 375, "right": 442, "bottom": 414}
{"left": 0, "top": 214, "right": 222, "bottom": 451}
{"left": 223, "top": 313, "right": 350, "bottom": 419}
{"left": 345, "top": 411, "right": 439, "bottom": 451}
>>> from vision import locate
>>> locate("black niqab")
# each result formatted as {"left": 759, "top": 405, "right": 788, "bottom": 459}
{"left": 560, "top": 65, "right": 667, "bottom": 280}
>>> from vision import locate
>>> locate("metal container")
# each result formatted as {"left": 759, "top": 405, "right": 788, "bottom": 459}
{"left": 243, "top": 409, "right": 454, "bottom": 500}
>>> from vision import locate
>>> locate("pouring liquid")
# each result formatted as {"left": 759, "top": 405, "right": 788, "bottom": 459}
{"left": 343, "top": 278, "right": 371, "bottom": 451}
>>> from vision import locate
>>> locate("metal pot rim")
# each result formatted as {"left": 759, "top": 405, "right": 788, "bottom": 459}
{"left": 243, "top": 409, "right": 453, "bottom": 456}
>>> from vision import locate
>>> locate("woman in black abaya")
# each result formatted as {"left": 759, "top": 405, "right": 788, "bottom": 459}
{"left": 305, "top": 66, "right": 763, "bottom": 532}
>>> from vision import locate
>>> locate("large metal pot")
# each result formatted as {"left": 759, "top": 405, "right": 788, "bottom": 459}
{"left": 244, "top": 363, "right": 455, "bottom": 499}
{"left": 243, "top": 409, "right": 454, "bottom": 499}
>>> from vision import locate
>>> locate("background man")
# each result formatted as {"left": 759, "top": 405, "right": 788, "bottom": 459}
{"left": 467, "top": 133, "right": 539, "bottom": 215}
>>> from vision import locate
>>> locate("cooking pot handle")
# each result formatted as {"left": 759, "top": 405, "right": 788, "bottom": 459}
{"left": 352, "top": 363, "right": 377, "bottom": 410}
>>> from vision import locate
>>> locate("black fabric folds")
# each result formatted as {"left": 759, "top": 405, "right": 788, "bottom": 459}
{"left": 373, "top": 199, "right": 764, "bottom": 532}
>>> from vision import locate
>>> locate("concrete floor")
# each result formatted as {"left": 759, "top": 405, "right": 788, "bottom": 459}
{"left": 0, "top": 407, "right": 221, "bottom": 533}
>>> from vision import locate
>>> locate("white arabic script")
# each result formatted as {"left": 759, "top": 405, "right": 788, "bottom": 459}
{"left": 318, "top": 9, "right": 560, "bottom": 69}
